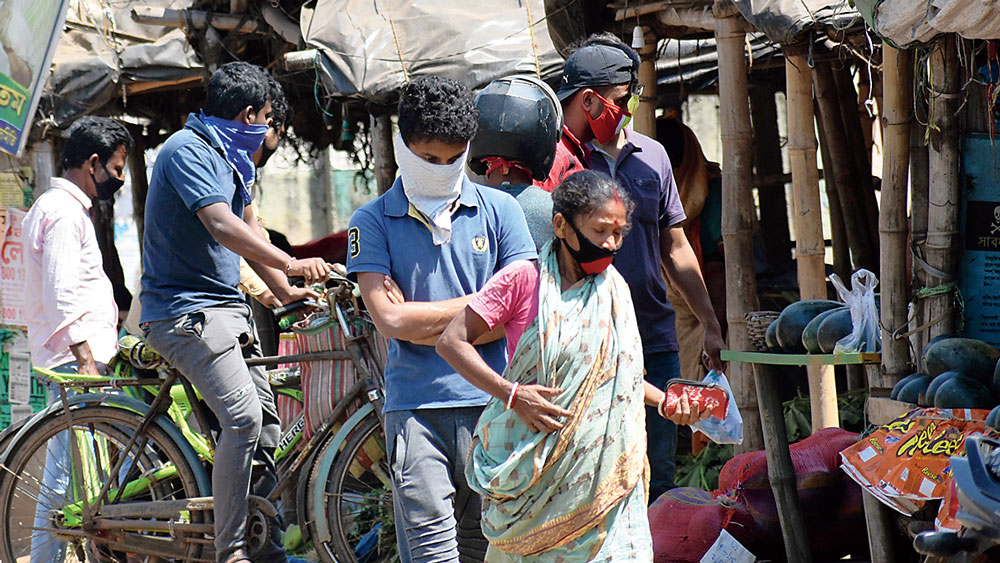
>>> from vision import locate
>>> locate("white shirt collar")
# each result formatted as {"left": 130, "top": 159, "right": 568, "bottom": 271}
{"left": 51, "top": 177, "right": 93, "bottom": 211}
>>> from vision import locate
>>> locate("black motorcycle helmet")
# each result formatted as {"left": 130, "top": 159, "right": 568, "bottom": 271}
{"left": 469, "top": 75, "right": 563, "bottom": 181}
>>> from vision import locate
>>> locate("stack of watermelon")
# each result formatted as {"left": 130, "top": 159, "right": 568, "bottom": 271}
{"left": 764, "top": 300, "right": 854, "bottom": 354}
{"left": 889, "top": 336, "right": 1000, "bottom": 427}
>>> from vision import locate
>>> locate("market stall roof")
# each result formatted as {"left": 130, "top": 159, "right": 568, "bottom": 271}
{"left": 854, "top": 0, "right": 1000, "bottom": 48}
{"left": 41, "top": 0, "right": 203, "bottom": 130}
{"left": 300, "top": 0, "right": 563, "bottom": 105}
{"left": 731, "top": 0, "right": 863, "bottom": 45}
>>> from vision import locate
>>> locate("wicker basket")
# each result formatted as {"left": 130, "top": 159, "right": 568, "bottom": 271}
{"left": 745, "top": 311, "right": 780, "bottom": 351}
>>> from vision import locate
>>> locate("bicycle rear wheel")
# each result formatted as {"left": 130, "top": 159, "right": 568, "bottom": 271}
{"left": 0, "top": 406, "right": 207, "bottom": 562}
{"left": 308, "top": 413, "right": 395, "bottom": 563}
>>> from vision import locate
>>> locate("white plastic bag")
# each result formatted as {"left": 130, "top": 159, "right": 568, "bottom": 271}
{"left": 829, "top": 269, "right": 881, "bottom": 354}
{"left": 691, "top": 370, "right": 744, "bottom": 445}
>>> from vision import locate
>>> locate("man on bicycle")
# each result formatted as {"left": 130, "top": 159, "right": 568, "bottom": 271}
{"left": 139, "top": 61, "right": 330, "bottom": 563}
{"left": 347, "top": 76, "right": 536, "bottom": 561}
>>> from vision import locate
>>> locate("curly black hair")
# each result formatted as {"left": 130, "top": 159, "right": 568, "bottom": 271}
{"left": 552, "top": 170, "right": 635, "bottom": 234}
{"left": 397, "top": 76, "right": 478, "bottom": 145}
{"left": 205, "top": 61, "right": 271, "bottom": 120}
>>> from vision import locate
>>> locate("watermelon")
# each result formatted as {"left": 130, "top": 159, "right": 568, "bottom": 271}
{"left": 922, "top": 338, "right": 1000, "bottom": 384}
{"left": 932, "top": 376, "right": 995, "bottom": 409}
{"left": 802, "top": 307, "right": 847, "bottom": 354}
{"left": 765, "top": 320, "right": 780, "bottom": 351}
{"left": 891, "top": 373, "right": 927, "bottom": 401}
{"left": 816, "top": 308, "right": 854, "bottom": 354}
{"left": 922, "top": 371, "right": 961, "bottom": 407}
{"left": 896, "top": 374, "right": 932, "bottom": 405}
{"left": 775, "top": 300, "right": 844, "bottom": 353}
{"left": 986, "top": 405, "right": 1000, "bottom": 430}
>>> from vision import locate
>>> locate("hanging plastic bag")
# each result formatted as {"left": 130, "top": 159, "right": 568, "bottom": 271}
{"left": 829, "top": 269, "right": 881, "bottom": 354}
{"left": 691, "top": 370, "right": 744, "bottom": 445}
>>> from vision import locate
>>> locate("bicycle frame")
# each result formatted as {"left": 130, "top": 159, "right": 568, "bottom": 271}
{"left": 3, "top": 278, "right": 387, "bottom": 559}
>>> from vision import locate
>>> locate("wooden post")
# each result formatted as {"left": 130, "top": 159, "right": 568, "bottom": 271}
{"left": 815, "top": 107, "right": 851, "bottom": 281}
{"left": 879, "top": 45, "right": 913, "bottom": 388}
{"left": 715, "top": 14, "right": 764, "bottom": 453}
{"left": 814, "top": 61, "right": 877, "bottom": 273}
{"left": 755, "top": 364, "right": 813, "bottom": 563}
{"left": 128, "top": 132, "right": 148, "bottom": 252}
{"left": 29, "top": 140, "right": 54, "bottom": 199}
{"left": 371, "top": 112, "right": 396, "bottom": 195}
{"left": 785, "top": 47, "right": 839, "bottom": 431}
{"left": 910, "top": 114, "right": 930, "bottom": 357}
{"left": 632, "top": 26, "right": 657, "bottom": 138}
{"left": 925, "top": 37, "right": 961, "bottom": 339}
{"left": 835, "top": 66, "right": 881, "bottom": 259}
{"left": 750, "top": 77, "right": 793, "bottom": 269}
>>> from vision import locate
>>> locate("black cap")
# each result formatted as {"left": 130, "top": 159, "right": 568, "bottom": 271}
{"left": 557, "top": 44, "right": 635, "bottom": 101}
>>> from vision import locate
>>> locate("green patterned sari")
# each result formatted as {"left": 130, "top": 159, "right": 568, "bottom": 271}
{"left": 466, "top": 241, "right": 649, "bottom": 560}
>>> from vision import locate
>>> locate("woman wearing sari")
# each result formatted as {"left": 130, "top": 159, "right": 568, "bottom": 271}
{"left": 437, "top": 170, "right": 712, "bottom": 561}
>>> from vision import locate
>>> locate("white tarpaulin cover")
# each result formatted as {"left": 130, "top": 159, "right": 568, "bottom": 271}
{"left": 856, "top": 0, "right": 1000, "bottom": 47}
{"left": 301, "top": 0, "right": 563, "bottom": 104}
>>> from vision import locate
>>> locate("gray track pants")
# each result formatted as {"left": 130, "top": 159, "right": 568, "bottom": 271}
{"left": 143, "top": 303, "right": 281, "bottom": 562}
{"left": 385, "top": 407, "right": 488, "bottom": 563}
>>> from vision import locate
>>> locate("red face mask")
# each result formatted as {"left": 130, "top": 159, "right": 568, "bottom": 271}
{"left": 584, "top": 90, "right": 631, "bottom": 144}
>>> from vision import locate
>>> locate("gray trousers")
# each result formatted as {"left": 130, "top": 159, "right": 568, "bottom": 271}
{"left": 385, "top": 407, "right": 488, "bottom": 563}
{"left": 143, "top": 303, "right": 281, "bottom": 562}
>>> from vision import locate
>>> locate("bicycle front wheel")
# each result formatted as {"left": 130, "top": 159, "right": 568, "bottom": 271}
{"left": 309, "top": 413, "right": 395, "bottom": 563}
{"left": 0, "top": 405, "right": 207, "bottom": 562}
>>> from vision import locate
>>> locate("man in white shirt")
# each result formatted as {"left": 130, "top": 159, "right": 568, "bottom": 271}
{"left": 24, "top": 116, "right": 131, "bottom": 374}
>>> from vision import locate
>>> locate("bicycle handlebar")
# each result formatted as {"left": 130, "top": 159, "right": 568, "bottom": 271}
{"left": 272, "top": 299, "right": 323, "bottom": 319}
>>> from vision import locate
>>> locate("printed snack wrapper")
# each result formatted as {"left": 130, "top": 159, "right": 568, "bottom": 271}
{"left": 840, "top": 407, "right": 989, "bottom": 516}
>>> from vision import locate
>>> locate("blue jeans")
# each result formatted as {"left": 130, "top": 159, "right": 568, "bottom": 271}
{"left": 31, "top": 361, "right": 105, "bottom": 562}
{"left": 644, "top": 351, "right": 680, "bottom": 503}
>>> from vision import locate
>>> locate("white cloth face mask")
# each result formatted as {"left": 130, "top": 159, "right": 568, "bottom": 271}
{"left": 393, "top": 133, "right": 468, "bottom": 245}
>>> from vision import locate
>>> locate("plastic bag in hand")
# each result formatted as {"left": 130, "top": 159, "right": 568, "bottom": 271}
{"left": 829, "top": 269, "right": 881, "bottom": 354}
{"left": 691, "top": 370, "right": 744, "bottom": 445}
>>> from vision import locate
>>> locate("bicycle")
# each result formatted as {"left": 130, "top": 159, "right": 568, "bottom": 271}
{"left": 0, "top": 274, "right": 396, "bottom": 562}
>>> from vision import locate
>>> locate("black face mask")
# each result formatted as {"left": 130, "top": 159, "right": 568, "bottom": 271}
{"left": 564, "top": 220, "right": 617, "bottom": 275}
{"left": 91, "top": 161, "right": 124, "bottom": 201}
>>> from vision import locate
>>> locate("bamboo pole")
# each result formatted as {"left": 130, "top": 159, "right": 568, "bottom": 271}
{"left": 371, "top": 112, "right": 397, "bottom": 195}
{"left": 814, "top": 61, "right": 877, "bottom": 272}
{"left": 715, "top": 15, "right": 764, "bottom": 453}
{"left": 632, "top": 26, "right": 658, "bottom": 138}
{"left": 130, "top": 7, "right": 262, "bottom": 33}
{"left": 857, "top": 44, "right": 915, "bottom": 563}
{"left": 880, "top": 46, "right": 914, "bottom": 389}
{"left": 785, "top": 47, "right": 839, "bottom": 431}
{"left": 925, "top": 37, "right": 961, "bottom": 339}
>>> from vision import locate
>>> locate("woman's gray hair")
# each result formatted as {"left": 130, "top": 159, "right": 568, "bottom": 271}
{"left": 552, "top": 170, "right": 635, "bottom": 232}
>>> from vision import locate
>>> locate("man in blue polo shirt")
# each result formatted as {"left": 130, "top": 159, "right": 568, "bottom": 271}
{"left": 556, "top": 36, "right": 727, "bottom": 502}
{"left": 141, "top": 62, "right": 329, "bottom": 563}
{"left": 347, "top": 76, "right": 536, "bottom": 561}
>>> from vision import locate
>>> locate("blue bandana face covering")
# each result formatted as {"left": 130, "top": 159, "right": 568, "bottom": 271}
{"left": 199, "top": 110, "right": 268, "bottom": 199}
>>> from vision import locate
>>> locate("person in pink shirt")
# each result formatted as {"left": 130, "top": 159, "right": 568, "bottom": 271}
{"left": 22, "top": 116, "right": 131, "bottom": 562}
{"left": 24, "top": 116, "right": 132, "bottom": 375}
